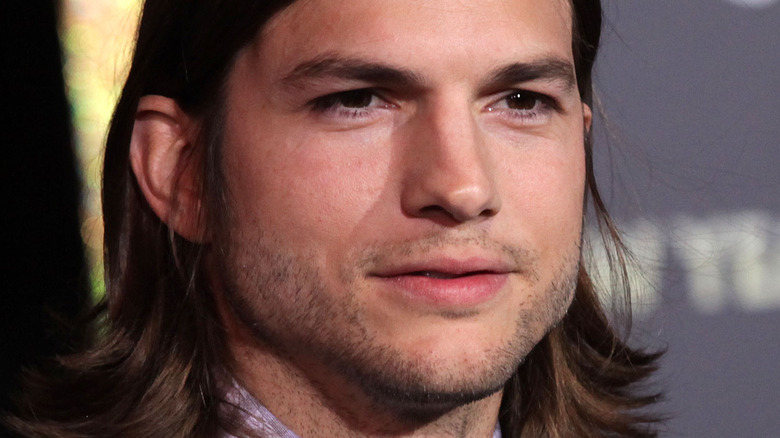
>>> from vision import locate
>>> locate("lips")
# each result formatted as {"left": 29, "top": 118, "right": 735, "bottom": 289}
{"left": 373, "top": 256, "right": 513, "bottom": 278}
{"left": 407, "top": 270, "right": 489, "bottom": 279}
{"left": 371, "top": 257, "right": 513, "bottom": 309}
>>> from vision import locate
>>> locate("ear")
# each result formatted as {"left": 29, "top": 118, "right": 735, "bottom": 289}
{"left": 130, "top": 95, "right": 208, "bottom": 243}
{"left": 582, "top": 103, "right": 593, "bottom": 134}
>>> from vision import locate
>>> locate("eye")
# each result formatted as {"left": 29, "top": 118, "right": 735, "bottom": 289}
{"left": 308, "top": 88, "right": 395, "bottom": 122}
{"left": 505, "top": 91, "right": 543, "bottom": 110}
{"left": 310, "top": 88, "right": 395, "bottom": 114}
{"left": 484, "top": 89, "right": 558, "bottom": 125}
{"left": 312, "top": 89, "right": 377, "bottom": 111}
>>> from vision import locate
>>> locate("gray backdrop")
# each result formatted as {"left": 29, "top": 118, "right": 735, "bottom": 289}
{"left": 591, "top": 1, "right": 779, "bottom": 436}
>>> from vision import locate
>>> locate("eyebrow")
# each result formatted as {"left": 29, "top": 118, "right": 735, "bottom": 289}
{"left": 482, "top": 58, "right": 577, "bottom": 92}
{"left": 279, "top": 54, "right": 424, "bottom": 89}
{"left": 279, "top": 54, "right": 576, "bottom": 92}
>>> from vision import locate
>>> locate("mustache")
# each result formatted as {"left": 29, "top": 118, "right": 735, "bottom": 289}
{"left": 351, "top": 231, "right": 541, "bottom": 278}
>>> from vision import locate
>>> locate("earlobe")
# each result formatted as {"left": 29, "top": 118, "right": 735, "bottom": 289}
{"left": 130, "top": 95, "right": 208, "bottom": 243}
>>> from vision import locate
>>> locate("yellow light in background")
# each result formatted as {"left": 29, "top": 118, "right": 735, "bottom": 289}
{"left": 61, "top": 0, "right": 142, "bottom": 299}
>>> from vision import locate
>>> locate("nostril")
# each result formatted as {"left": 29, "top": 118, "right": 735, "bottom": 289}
{"left": 415, "top": 203, "right": 497, "bottom": 224}
{"left": 419, "top": 205, "right": 447, "bottom": 216}
{"left": 480, "top": 206, "right": 499, "bottom": 218}
{"left": 417, "top": 205, "right": 460, "bottom": 223}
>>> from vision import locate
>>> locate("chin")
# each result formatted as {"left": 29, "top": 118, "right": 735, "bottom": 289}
{"left": 323, "top": 327, "right": 536, "bottom": 414}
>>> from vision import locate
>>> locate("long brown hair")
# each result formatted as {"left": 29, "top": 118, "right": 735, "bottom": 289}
{"left": 7, "top": 1, "right": 661, "bottom": 436}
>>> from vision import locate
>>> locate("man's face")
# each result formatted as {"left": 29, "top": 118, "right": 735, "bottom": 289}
{"left": 215, "top": 0, "right": 588, "bottom": 407}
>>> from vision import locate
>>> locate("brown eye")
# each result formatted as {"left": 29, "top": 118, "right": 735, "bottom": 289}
{"left": 337, "top": 89, "right": 374, "bottom": 108}
{"left": 506, "top": 91, "right": 540, "bottom": 110}
{"left": 311, "top": 89, "right": 377, "bottom": 112}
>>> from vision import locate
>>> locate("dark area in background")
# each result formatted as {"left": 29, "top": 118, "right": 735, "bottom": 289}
{"left": 1, "top": 0, "right": 90, "bottom": 432}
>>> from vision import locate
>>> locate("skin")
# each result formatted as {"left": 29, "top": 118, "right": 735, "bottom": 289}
{"left": 207, "top": 0, "right": 592, "bottom": 436}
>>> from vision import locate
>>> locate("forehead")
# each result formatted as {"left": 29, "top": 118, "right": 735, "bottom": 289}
{"left": 250, "top": 0, "right": 574, "bottom": 78}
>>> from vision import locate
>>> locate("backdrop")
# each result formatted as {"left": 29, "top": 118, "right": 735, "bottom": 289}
{"left": 592, "top": 1, "right": 779, "bottom": 436}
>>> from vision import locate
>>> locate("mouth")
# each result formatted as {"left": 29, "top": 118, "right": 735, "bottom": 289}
{"left": 404, "top": 270, "right": 495, "bottom": 279}
{"left": 372, "top": 259, "right": 512, "bottom": 309}
{"left": 372, "top": 256, "right": 514, "bottom": 279}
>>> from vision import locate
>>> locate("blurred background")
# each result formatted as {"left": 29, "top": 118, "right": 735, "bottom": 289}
{"left": 591, "top": 2, "right": 779, "bottom": 436}
{"left": 2, "top": 0, "right": 778, "bottom": 436}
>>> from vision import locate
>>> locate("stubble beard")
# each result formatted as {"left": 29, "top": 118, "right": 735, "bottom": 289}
{"left": 216, "top": 229, "right": 580, "bottom": 414}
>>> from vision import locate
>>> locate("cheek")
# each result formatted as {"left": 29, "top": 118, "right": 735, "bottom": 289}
{"left": 223, "top": 127, "right": 394, "bottom": 248}
{"left": 537, "top": 154, "right": 585, "bottom": 229}
{"left": 500, "top": 140, "right": 585, "bottom": 251}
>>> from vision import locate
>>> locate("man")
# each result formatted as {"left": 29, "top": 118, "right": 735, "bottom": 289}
{"left": 8, "top": 0, "right": 661, "bottom": 436}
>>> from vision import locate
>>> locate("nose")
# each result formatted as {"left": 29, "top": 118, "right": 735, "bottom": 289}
{"left": 400, "top": 100, "right": 501, "bottom": 224}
